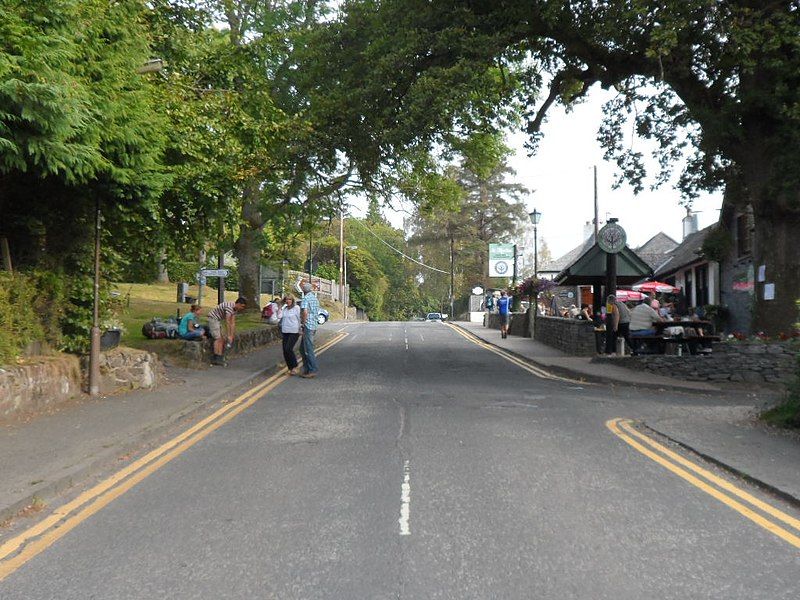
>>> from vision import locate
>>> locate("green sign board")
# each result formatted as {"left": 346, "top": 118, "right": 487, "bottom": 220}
{"left": 489, "top": 243, "right": 515, "bottom": 277}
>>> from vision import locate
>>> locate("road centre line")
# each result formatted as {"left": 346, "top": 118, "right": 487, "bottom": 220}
{"left": 399, "top": 460, "right": 411, "bottom": 536}
{"left": 607, "top": 418, "right": 800, "bottom": 550}
{"left": 0, "top": 333, "right": 348, "bottom": 582}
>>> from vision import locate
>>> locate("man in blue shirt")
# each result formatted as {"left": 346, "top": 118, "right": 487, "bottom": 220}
{"left": 497, "top": 290, "right": 511, "bottom": 339}
{"left": 299, "top": 281, "right": 320, "bottom": 378}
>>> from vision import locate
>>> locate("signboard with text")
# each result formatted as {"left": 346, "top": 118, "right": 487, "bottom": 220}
{"left": 488, "top": 243, "right": 515, "bottom": 278}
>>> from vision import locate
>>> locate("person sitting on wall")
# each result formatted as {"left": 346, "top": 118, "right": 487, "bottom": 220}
{"left": 179, "top": 304, "right": 207, "bottom": 341}
{"left": 578, "top": 304, "right": 593, "bottom": 321}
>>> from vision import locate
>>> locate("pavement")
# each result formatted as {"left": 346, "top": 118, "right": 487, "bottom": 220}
{"left": 0, "top": 329, "right": 337, "bottom": 524}
{"left": 453, "top": 320, "right": 800, "bottom": 504}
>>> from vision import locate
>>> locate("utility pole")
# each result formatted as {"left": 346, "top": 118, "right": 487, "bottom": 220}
{"left": 88, "top": 198, "right": 102, "bottom": 397}
{"left": 217, "top": 249, "right": 225, "bottom": 305}
{"left": 449, "top": 231, "right": 455, "bottom": 319}
{"left": 339, "top": 208, "right": 345, "bottom": 319}
{"left": 593, "top": 165, "right": 599, "bottom": 242}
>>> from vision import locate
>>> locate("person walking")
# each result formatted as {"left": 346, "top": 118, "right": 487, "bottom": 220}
{"left": 299, "top": 282, "right": 320, "bottom": 378}
{"left": 207, "top": 297, "right": 247, "bottom": 366}
{"left": 279, "top": 295, "right": 301, "bottom": 375}
{"left": 497, "top": 290, "right": 511, "bottom": 339}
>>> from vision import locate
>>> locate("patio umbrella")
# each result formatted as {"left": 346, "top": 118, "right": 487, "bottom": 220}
{"left": 614, "top": 290, "right": 647, "bottom": 302}
{"left": 632, "top": 281, "right": 680, "bottom": 294}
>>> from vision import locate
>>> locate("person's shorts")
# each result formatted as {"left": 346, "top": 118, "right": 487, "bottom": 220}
{"left": 500, "top": 313, "right": 510, "bottom": 325}
{"left": 208, "top": 319, "right": 222, "bottom": 340}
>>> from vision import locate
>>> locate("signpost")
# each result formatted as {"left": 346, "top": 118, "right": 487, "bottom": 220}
{"left": 200, "top": 268, "right": 230, "bottom": 278}
{"left": 488, "top": 243, "right": 515, "bottom": 278}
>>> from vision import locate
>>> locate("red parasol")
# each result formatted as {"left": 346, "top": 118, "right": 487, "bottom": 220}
{"left": 614, "top": 290, "right": 648, "bottom": 302}
{"left": 632, "top": 281, "right": 680, "bottom": 294}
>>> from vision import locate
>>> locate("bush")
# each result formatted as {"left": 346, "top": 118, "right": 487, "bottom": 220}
{"left": 0, "top": 273, "right": 45, "bottom": 363}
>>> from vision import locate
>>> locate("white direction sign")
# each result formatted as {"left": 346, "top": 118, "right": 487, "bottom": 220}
{"left": 200, "top": 268, "right": 230, "bottom": 278}
{"left": 488, "top": 243, "right": 515, "bottom": 278}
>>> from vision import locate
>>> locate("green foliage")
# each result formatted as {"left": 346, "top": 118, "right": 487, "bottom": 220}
{"left": 701, "top": 226, "right": 733, "bottom": 264}
{"left": 315, "top": 263, "right": 339, "bottom": 282}
{"left": 0, "top": 273, "right": 44, "bottom": 363}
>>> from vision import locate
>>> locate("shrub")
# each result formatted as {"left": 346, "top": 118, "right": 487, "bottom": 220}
{"left": 0, "top": 272, "right": 45, "bottom": 363}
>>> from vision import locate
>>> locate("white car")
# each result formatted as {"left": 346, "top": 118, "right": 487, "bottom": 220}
{"left": 425, "top": 312, "right": 443, "bottom": 321}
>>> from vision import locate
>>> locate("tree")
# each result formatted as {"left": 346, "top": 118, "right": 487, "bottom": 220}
{"left": 317, "top": 0, "right": 800, "bottom": 334}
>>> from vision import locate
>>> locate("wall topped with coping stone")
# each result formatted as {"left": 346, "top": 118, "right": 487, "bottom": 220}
{"left": 0, "top": 356, "right": 81, "bottom": 419}
{"left": 181, "top": 324, "right": 282, "bottom": 368}
{"left": 593, "top": 341, "right": 798, "bottom": 384}
{"left": 533, "top": 315, "right": 597, "bottom": 356}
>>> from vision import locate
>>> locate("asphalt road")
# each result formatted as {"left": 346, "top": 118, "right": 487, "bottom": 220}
{"left": 2, "top": 322, "right": 799, "bottom": 599}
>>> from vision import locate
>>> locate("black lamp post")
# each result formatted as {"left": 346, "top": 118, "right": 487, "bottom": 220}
{"left": 529, "top": 208, "right": 542, "bottom": 278}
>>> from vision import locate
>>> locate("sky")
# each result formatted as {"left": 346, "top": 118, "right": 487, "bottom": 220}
{"left": 363, "top": 85, "right": 724, "bottom": 263}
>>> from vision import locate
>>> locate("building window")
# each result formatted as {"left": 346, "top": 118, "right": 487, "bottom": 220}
{"left": 695, "top": 264, "right": 708, "bottom": 306}
{"left": 736, "top": 214, "right": 751, "bottom": 257}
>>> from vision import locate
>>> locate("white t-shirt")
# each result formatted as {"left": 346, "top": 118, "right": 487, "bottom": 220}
{"left": 280, "top": 305, "right": 301, "bottom": 334}
{"left": 630, "top": 303, "right": 661, "bottom": 331}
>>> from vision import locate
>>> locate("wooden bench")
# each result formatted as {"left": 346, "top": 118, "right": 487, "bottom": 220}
{"left": 630, "top": 335, "right": 721, "bottom": 355}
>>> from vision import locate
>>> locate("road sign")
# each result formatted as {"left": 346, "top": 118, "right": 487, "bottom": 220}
{"left": 488, "top": 243, "right": 515, "bottom": 277}
{"left": 200, "top": 268, "right": 229, "bottom": 278}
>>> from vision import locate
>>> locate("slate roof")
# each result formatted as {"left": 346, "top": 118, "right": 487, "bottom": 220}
{"left": 653, "top": 225, "right": 714, "bottom": 278}
{"left": 538, "top": 237, "right": 595, "bottom": 273}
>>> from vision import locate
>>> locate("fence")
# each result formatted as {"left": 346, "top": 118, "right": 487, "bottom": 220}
{"left": 286, "top": 270, "right": 349, "bottom": 305}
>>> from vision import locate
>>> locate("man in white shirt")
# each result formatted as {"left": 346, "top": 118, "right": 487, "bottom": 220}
{"left": 630, "top": 299, "right": 663, "bottom": 336}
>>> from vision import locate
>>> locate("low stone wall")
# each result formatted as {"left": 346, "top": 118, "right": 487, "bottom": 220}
{"left": 485, "top": 312, "right": 530, "bottom": 337}
{"left": 91, "top": 347, "right": 164, "bottom": 395}
{"left": 593, "top": 341, "right": 798, "bottom": 384}
{"left": 0, "top": 356, "right": 81, "bottom": 418}
{"left": 181, "top": 324, "right": 282, "bottom": 368}
{"left": 533, "top": 315, "right": 597, "bottom": 356}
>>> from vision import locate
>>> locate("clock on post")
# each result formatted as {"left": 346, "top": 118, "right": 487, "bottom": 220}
{"left": 597, "top": 222, "right": 627, "bottom": 254}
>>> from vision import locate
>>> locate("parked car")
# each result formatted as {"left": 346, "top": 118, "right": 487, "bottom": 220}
{"left": 317, "top": 308, "right": 330, "bottom": 325}
{"left": 425, "top": 312, "right": 443, "bottom": 321}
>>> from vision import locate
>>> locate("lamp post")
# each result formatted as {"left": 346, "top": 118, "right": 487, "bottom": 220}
{"left": 343, "top": 245, "right": 357, "bottom": 319}
{"left": 529, "top": 208, "right": 542, "bottom": 279}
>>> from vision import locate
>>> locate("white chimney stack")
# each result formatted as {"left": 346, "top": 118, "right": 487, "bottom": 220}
{"left": 682, "top": 207, "right": 698, "bottom": 239}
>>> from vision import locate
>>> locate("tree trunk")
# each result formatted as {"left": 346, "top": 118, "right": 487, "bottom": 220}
{"left": 750, "top": 208, "right": 800, "bottom": 335}
{"left": 233, "top": 183, "right": 265, "bottom": 310}
{"left": 155, "top": 249, "right": 169, "bottom": 284}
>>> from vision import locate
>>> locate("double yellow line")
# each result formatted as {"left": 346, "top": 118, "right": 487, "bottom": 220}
{"left": 447, "top": 324, "right": 575, "bottom": 382}
{"left": 0, "top": 332, "right": 347, "bottom": 582}
{"left": 607, "top": 418, "right": 800, "bottom": 549}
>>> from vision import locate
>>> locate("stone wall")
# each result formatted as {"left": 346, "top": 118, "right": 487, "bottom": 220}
{"left": 92, "top": 347, "right": 164, "bottom": 395}
{"left": 485, "top": 312, "right": 530, "bottom": 337}
{"left": 533, "top": 315, "right": 597, "bottom": 356}
{"left": 181, "top": 324, "right": 282, "bottom": 368}
{"left": 593, "top": 341, "right": 798, "bottom": 384}
{"left": 0, "top": 356, "right": 81, "bottom": 418}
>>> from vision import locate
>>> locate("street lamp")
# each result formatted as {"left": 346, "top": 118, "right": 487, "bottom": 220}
{"left": 529, "top": 208, "right": 542, "bottom": 279}
{"left": 343, "top": 245, "right": 357, "bottom": 319}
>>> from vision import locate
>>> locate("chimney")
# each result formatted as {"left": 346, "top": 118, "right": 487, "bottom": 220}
{"left": 682, "top": 207, "right": 698, "bottom": 239}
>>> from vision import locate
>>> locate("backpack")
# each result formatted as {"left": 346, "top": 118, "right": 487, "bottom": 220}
{"left": 142, "top": 318, "right": 179, "bottom": 339}
{"left": 263, "top": 303, "right": 274, "bottom": 319}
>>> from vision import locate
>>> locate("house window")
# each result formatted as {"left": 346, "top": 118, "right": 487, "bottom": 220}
{"left": 736, "top": 214, "right": 751, "bottom": 257}
{"left": 695, "top": 264, "right": 708, "bottom": 306}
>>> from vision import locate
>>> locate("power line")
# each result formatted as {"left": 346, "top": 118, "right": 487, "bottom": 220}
{"left": 351, "top": 218, "right": 449, "bottom": 274}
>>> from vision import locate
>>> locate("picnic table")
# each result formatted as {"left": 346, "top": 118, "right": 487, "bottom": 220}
{"left": 631, "top": 319, "right": 721, "bottom": 355}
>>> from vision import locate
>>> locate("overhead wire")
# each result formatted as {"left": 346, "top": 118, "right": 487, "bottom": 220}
{"left": 350, "top": 218, "right": 449, "bottom": 274}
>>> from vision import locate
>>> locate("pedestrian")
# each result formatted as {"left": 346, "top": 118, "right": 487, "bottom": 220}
{"left": 178, "top": 304, "right": 206, "bottom": 341}
{"left": 207, "top": 297, "right": 247, "bottom": 366}
{"left": 606, "top": 293, "right": 632, "bottom": 354}
{"left": 299, "top": 282, "right": 320, "bottom": 378}
{"left": 279, "top": 294, "right": 301, "bottom": 375}
{"left": 497, "top": 290, "right": 511, "bottom": 339}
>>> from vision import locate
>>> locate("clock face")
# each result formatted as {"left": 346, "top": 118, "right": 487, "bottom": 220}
{"left": 598, "top": 224, "right": 627, "bottom": 253}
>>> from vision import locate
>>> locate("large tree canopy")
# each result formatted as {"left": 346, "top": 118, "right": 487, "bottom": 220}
{"left": 313, "top": 0, "right": 800, "bottom": 334}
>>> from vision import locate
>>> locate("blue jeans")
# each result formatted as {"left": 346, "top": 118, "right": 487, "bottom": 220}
{"left": 300, "top": 328, "right": 318, "bottom": 373}
{"left": 630, "top": 328, "right": 656, "bottom": 337}
{"left": 180, "top": 329, "right": 204, "bottom": 340}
